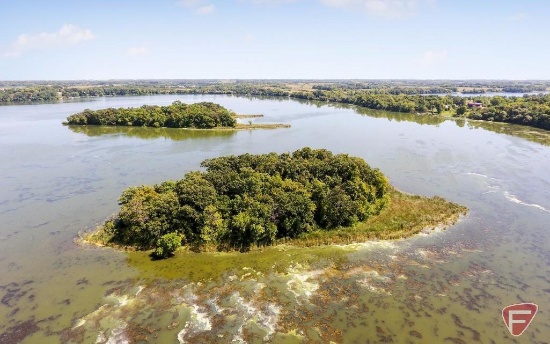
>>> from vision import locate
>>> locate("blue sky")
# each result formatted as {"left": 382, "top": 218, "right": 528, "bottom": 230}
{"left": 0, "top": 0, "right": 549, "bottom": 80}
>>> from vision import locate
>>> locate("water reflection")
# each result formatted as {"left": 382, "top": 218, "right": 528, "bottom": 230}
{"left": 67, "top": 125, "right": 237, "bottom": 141}
{"left": 334, "top": 100, "right": 550, "bottom": 146}
{"left": 353, "top": 107, "right": 447, "bottom": 126}
{"left": 216, "top": 95, "right": 451, "bottom": 127}
{"left": 466, "top": 120, "right": 550, "bottom": 146}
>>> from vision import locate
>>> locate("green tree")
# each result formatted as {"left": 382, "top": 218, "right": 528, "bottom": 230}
{"left": 456, "top": 106, "right": 467, "bottom": 116}
{"left": 154, "top": 232, "right": 183, "bottom": 258}
{"left": 107, "top": 149, "right": 392, "bottom": 251}
{"left": 116, "top": 186, "right": 180, "bottom": 247}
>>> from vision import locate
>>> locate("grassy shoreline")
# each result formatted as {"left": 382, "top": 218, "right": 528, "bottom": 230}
{"left": 233, "top": 114, "right": 264, "bottom": 118}
{"left": 285, "top": 189, "right": 467, "bottom": 247}
{"left": 235, "top": 123, "right": 290, "bottom": 129}
{"left": 81, "top": 188, "right": 467, "bottom": 253}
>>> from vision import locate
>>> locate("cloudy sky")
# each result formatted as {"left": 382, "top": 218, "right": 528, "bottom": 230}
{"left": 0, "top": 0, "right": 548, "bottom": 80}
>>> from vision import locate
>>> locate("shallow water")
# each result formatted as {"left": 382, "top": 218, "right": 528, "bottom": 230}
{"left": 1, "top": 95, "right": 549, "bottom": 343}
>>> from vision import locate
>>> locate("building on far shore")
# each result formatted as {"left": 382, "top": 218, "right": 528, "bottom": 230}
{"left": 467, "top": 102, "right": 483, "bottom": 108}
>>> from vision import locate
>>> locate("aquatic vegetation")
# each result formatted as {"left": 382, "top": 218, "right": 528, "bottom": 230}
{"left": 64, "top": 232, "right": 530, "bottom": 343}
{"left": 0, "top": 319, "right": 40, "bottom": 343}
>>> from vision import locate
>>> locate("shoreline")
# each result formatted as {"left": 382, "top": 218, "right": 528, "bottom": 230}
{"left": 65, "top": 122, "right": 291, "bottom": 130}
{"left": 79, "top": 189, "right": 468, "bottom": 254}
{"left": 8, "top": 91, "right": 550, "bottom": 132}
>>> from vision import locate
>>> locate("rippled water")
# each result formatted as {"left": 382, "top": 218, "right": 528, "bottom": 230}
{"left": 1, "top": 95, "right": 549, "bottom": 343}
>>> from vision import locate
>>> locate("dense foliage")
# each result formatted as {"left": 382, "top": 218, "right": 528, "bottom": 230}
{"left": 467, "top": 95, "right": 550, "bottom": 130}
{"left": 65, "top": 101, "right": 236, "bottom": 128}
{"left": 104, "top": 148, "right": 390, "bottom": 252}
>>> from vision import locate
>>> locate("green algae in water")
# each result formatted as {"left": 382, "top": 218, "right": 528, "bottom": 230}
{"left": 126, "top": 244, "right": 351, "bottom": 282}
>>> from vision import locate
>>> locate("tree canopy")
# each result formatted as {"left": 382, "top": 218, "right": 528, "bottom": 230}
{"left": 65, "top": 101, "right": 236, "bottom": 129}
{"left": 103, "top": 148, "right": 390, "bottom": 252}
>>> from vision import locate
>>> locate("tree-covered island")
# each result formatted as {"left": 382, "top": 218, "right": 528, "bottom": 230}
{"left": 85, "top": 148, "right": 468, "bottom": 258}
{"left": 65, "top": 101, "right": 289, "bottom": 129}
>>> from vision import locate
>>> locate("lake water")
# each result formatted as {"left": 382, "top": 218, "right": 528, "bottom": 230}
{"left": 1, "top": 95, "right": 549, "bottom": 343}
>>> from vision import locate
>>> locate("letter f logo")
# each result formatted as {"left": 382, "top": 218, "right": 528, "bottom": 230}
{"left": 502, "top": 303, "right": 538, "bottom": 336}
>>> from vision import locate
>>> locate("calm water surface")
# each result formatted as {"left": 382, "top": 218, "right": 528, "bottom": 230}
{"left": 1, "top": 95, "right": 549, "bottom": 343}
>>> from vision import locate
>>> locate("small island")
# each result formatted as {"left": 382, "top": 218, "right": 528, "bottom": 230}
{"left": 84, "top": 148, "right": 467, "bottom": 258}
{"left": 64, "top": 101, "right": 289, "bottom": 130}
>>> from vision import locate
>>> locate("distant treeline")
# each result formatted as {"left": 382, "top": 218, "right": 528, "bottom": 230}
{"left": 2, "top": 80, "right": 549, "bottom": 103}
{"left": 312, "top": 84, "right": 454, "bottom": 94}
{"left": 4, "top": 79, "right": 548, "bottom": 94}
{"left": 186, "top": 85, "right": 550, "bottom": 130}
{"left": 65, "top": 101, "right": 236, "bottom": 129}
{"left": 0, "top": 86, "right": 191, "bottom": 103}
{"left": 181, "top": 84, "right": 550, "bottom": 130}
{"left": 3, "top": 81, "right": 550, "bottom": 131}
{"left": 100, "top": 148, "right": 390, "bottom": 253}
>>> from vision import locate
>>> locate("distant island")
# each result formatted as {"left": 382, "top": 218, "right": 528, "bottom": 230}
{"left": 84, "top": 148, "right": 468, "bottom": 257}
{"left": 64, "top": 101, "right": 289, "bottom": 130}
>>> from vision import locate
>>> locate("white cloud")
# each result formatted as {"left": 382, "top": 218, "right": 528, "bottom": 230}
{"left": 509, "top": 12, "right": 527, "bottom": 21}
{"left": 177, "top": 0, "right": 206, "bottom": 6}
{"left": 417, "top": 50, "right": 448, "bottom": 66}
{"left": 240, "top": 0, "right": 300, "bottom": 4}
{"left": 4, "top": 24, "right": 94, "bottom": 57}
{"left": 126, "top": 46, "right": 149, "bottom": 56}
{"left": 319, "top": 0, "right": 434, "bottom": 18}
{"left": 177, "top": 0, "right": 215, "bottom": 14}
{"left": 244, "top": 33, "right": 256, "bottom": 43}
{"left": 196, "top": 4, "right": 215, "bottom": 14}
